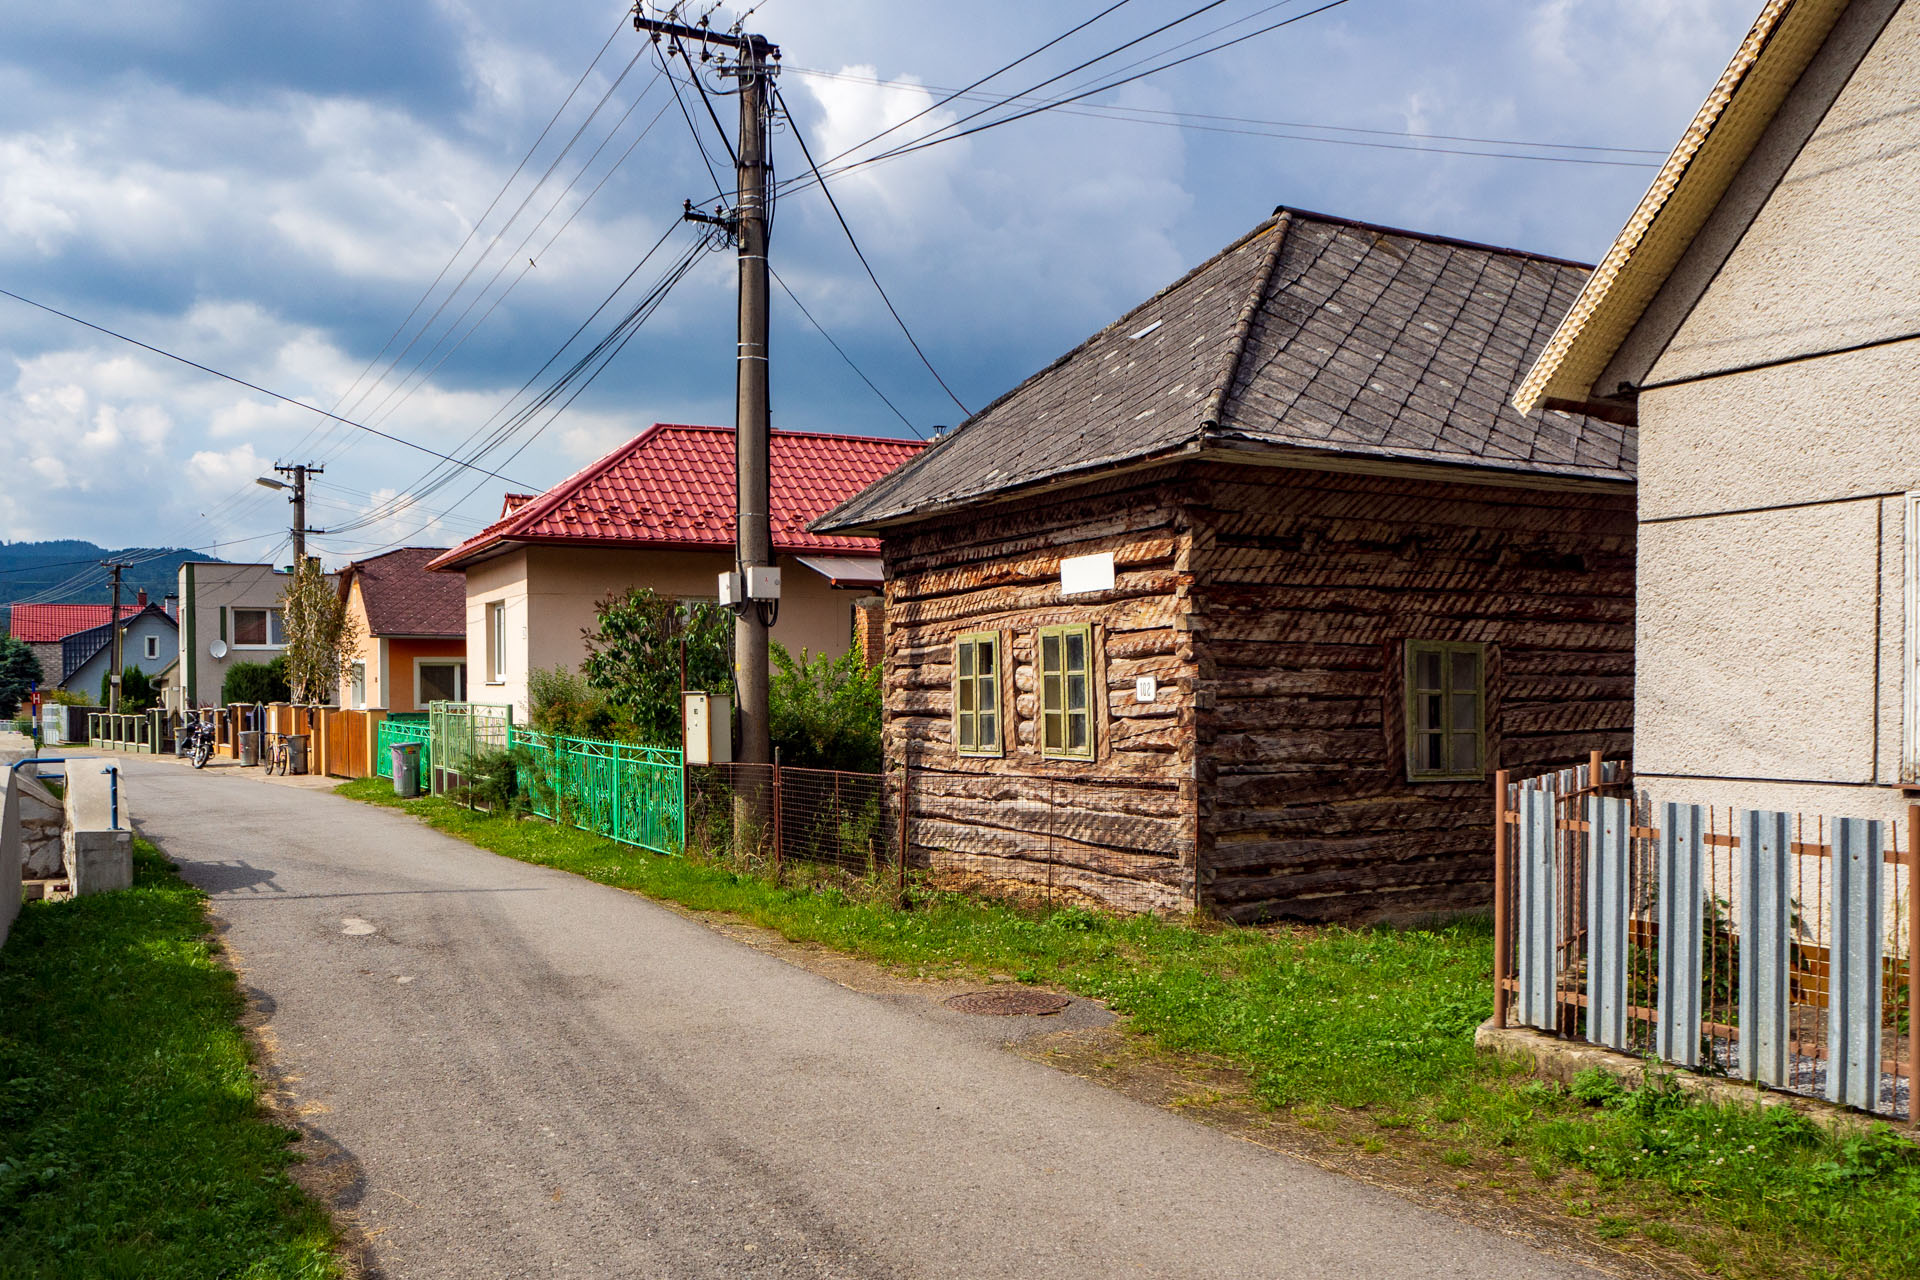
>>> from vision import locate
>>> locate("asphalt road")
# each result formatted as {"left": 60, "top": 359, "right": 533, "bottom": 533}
{"left": 123, "top": 755, "right": 1607, "bottom": 1279}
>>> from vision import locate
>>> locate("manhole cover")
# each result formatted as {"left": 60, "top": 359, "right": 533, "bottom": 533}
{"left": 945, "top": 989, "right": 1071, "bottom": 1017}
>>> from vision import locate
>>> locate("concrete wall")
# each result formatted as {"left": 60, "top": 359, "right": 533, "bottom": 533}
{"left": 178, "top": 562, "right": 298, "bottom": 707}
{"left": 1627, "top": 0, "right": 1920, "bottom": 824}
{"left": 62, "top": 759, "right": 130, "bottom": 896}
{"left": 456, "top": 544, "right": 874, "bottom": 719}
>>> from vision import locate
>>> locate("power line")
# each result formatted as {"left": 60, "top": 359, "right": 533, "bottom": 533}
{"left": 769, "top": 265, "right": 921, "bottom": 437}
{"left": 0, "top": 287, "right": 539, "bottom": 487}
{"left": 775, "top": 87, "right": 971, "bottom": 418}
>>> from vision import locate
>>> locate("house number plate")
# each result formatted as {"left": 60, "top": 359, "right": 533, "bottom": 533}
{"left": 1135, "top": 676, "right": 1157, "bottom": 703}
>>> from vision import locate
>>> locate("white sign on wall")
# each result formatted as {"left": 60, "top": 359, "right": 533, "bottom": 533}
{"left": 1060, "top": 551, "right": 1115, "bottom": 596}
{"left": 1135, "top": 676, "right": 1157, "bottom": 704}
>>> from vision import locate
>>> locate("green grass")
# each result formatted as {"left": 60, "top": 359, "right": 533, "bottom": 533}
{"left": 341, "top": 779, "right": 1920, "bottom": 1279}
{"left": 0, "top": 840, "right": 339, "bottom": 1279}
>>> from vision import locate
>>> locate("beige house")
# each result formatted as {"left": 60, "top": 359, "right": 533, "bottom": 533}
{"left": 1517, "top": 0, "right": 1920, "bottom": 821}
{"left": 428, "top": 423, "right": 920, "bottom": 719}
{"left": 334, "top": 547, "right": 468, "bottom": 712}
{"left": 176, "top": 561, "right": 335, "bottom": 707}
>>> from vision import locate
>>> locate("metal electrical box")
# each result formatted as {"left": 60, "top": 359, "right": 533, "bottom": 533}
{"left": 717, "top": 570, "right": 742, "bottom": 607}
{"left": 744, "top": 564, "right": 782, "bottom": 600}
{"left": 683, "top": 692, "right": 732, "bottom": 765}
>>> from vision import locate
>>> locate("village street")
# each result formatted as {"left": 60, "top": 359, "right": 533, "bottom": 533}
{"left": 121, "top": 754, "right": 1606, "bottom": 1280}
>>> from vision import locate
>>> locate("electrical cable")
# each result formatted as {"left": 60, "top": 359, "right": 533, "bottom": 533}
{"left": 0, "top": 288, "right": 538, "bottom": 487}
{"left": 768, "top": 265, "right": 921, "bottom": 438}
{"left": 774, "top": 87, "right": 971, "bottom": 418}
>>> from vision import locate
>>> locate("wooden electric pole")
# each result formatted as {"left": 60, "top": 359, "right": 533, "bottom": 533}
{"left": 632, "top": 8, "right": 779, "bottom": 767}
{"left": 274, "top": 462, "right": 323, "bottom": 567}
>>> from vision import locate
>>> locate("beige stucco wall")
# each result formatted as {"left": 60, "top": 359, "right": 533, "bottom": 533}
{"left": 1627, "top": 2, "right": 1920, "bottom": 824}
{"left": 1648, "top": 0, "right": 1920, "bottom": 385}
{"left": 453, "top": 544, "right": 872, "bottom": 719}
{"left": 179, "top": 561, "right": 303, "bottom": 707}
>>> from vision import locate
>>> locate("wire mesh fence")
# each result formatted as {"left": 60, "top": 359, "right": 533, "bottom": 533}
{"left": 686, "top": 763, "right": 901, "bottom": 882}
{"left": 1496, "top": 755, "right": 1917, "bottom": 1120}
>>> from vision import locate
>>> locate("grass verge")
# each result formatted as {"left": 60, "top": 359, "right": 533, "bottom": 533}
{"left": 0, "top": 839, "right": 340, "bottom": 1279}
{"left": 341, "top": 779, "right": 1920, "bottom": 1280}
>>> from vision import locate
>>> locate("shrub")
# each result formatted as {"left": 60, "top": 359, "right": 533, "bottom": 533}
{"left": 220, "top": 656, "right": 291, "bottom": 706}
{"left": 100, "top": 665, "right": 158, "bottom": 712}
{"left": 453, "top": 746, "right": 525, "bottom": 815}
{"left": 581, "top": 588, "right": 732, "bottom": 746}
{"left": 769, "top": 643, "right": 881, "bottom": 773}
{"left": 0, "top": 635, "right": 43, "bottom": 718}
{"left": 526, "top": 665, "right": 623, "bottom": 741}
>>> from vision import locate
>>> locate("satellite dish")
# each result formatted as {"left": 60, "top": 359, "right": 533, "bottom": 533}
{"left": 209, "top": 640, "right": 229, "bottom": 659}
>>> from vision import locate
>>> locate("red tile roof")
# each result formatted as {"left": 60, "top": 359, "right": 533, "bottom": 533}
{"left": 8, "top": 603, "right": 116, "bottom": 643}
{"left": 339, "top": 547, "right": 466, "bottom": 637}
{"left": 429, "top": 424, "right": 920, "bottom": 571}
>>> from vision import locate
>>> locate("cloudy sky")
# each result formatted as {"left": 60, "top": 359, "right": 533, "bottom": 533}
{"left": 0, "top": 0, "right": 1758, "bottom": 579}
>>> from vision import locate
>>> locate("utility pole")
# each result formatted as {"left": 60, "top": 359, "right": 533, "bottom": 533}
{"left": 633, "top": 8, "right": 779, "bottom": 766}
{"left": 102, "top": 561, "right": 126, "bottom": 713}
{"left": 260, "top": 463, "right": 323, "bottom": 567}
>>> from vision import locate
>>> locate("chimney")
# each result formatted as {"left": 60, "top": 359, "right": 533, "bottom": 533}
{"left": 163, "top": 593, "right": 178, "bottom": 619}
{"left": 137, "top": 588, "right": 148, "bottom": 608}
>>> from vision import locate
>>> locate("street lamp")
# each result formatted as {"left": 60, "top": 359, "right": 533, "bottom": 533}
{"left": 255, "top": 476, "right": 289, "bottom": 491}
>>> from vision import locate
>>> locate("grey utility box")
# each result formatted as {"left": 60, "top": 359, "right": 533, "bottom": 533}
{"left": 390, "top": 742, "right": 421, "bottom": 798}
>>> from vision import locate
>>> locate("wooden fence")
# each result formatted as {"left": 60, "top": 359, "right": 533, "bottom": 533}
{"left": 1495, "top": 754, "right": 1918, "bottom": 1119}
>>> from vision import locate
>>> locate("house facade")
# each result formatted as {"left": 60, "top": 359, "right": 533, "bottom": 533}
{"left": 60, "top": 599, "right": 179, "bottom": 698}
{"left": 177, "top": 561, "right": 326, "bottom": 707}
{"left": 334, "top": 547, "right": 467, "bottom": 712}
{"left": 1517, "top": 0, "right": 1915, "bottom": 823}
{"left": 428, "top": 424, "right": 920, "bottom": 720}
{"left": 818, "top": 209, "right": 1636, "bottom": 923}
{"left": 9, "top": 603, "right": 117, "bottom": 687}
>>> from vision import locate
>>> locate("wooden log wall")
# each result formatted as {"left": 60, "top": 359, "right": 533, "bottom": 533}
{"left": 880, "top": 468, "right": 1200, "bottom": 914}
{"left": 1187, "top": 462, "right": 1635, "bottom": 924}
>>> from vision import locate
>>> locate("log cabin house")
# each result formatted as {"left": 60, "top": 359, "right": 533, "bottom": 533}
{"left": 815, "top": 208, "right": 1638, "bottom": 923}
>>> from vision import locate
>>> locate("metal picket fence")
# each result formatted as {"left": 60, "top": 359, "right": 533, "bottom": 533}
{"left": 1495, "top": 754, "right": 1918, "bottom": 1119}
{"left": 374, "top": 715, "right": 433, "bottom": 780}
{"left": 426, "top": 701, "right": 511, "bottom": 794}
{"left": 511, "top": 729, "right": 683, "bottom": 855}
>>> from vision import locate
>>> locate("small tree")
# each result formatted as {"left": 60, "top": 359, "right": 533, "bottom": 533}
{"left": 280, "top": 558, "right": 359, "bottom": 705}
{"left": 0, "top": 636, "right": 43, "bottom": 718}
{"left": 580, "top": 588, "right": 733, "bottom": 745}
{"left": 221, "top": 656, "right": 291, "bottom": 706}
{"left": 100, "top": 665, "right": 157, "bottom": 712}
{"left": 768, "top": 643, "right": 882, "bottom": 772}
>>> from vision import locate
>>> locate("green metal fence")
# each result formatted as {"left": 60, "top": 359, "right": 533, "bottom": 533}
{"left": 374, "top": 715, "right": 433, "bottom": 780}
{"left": 426, "top": 701, "right": 512, "bottom": 794}
{"left": 511, "top": 729, "right": 684, "bottom": 855}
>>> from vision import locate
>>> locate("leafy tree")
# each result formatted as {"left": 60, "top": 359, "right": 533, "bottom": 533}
{"left": 580, "top": 588, "right": 733, "bottom": 746}
{"left": 768, "top": 643, "right": 882, "bottom": 773}
{"left": 0, "top": 635, "right": 42, "bottom": 718}
{"left": 280, "top": 558, "right": 359, "bottom": 704}
{"left": 220, "top": 657, "right": 291, "bottom": 706}
{"left": 525, "top": 665, "right": 622, "bottom": 740}
{"left": 100, "top": 665, "right": 157, "bottom": 712}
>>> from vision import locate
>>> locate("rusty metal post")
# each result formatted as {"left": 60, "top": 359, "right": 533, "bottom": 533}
{"left": 771, "top": 751, "right": 783, "bottom": 880}
{"left": 1494, "top": 768, "right": 1512, "bottom": 1029}
{"left": 1909, "top": 806, "right": 1919, "bottom": 1124}
{"left": 1589, "top": 747, "right": 1605, "bottom": 788}
{"left": 897, "top": 761, "right": 910, "bottom": 901}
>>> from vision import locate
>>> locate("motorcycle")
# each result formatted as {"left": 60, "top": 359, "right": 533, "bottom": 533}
{"left": 178, "top": 713, "right": 215, "bottom": 769}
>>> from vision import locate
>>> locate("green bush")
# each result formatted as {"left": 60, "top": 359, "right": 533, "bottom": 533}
{"left": 100, "top": 664, "right": 158, "bottom": 712}
{"left": 581, "top": 588, "right": 732, "bottom": 746}
{"left": 219, "top": 656, "right": 290, "bottom": 706}
{"left": 769, "top": 643, "right": 881, "bottom": 772}
{"left": 526, "top": 665, "right": 624, "bottom": 741}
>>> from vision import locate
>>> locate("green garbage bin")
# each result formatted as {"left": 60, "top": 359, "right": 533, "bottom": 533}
{"left": 391, "top": 742, "right": 421, "bottom": 798}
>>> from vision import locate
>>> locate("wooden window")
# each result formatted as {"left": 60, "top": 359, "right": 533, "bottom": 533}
{"left": 1406, "top": 641, "right": 1486, "bottom": 781}
{"left": 1038, "top": 624, "right": 1095, "bottom": 760}
{"left": 953, "top": 632, "right": 1002, "bottom": 757}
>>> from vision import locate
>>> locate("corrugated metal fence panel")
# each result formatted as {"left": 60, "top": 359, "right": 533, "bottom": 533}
{"left": 1739, "top": 809, "right": 1793, "bottom": 1087}
{"left": 1828, "top": 817, "right": 1884, "bottom": 1109}
{"left": 1657, "top": 803, "right": 1705, "bottom": 1066}
{"left": 1586, "top": 793, "right": 1632, "bottom": 1050}
{"left": 1515, "top": 782, "right": 1558, "bottom": 1030}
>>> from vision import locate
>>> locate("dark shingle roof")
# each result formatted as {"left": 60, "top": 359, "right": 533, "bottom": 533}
{"left": 815, "top": 209, "right": 1632, "bottom": 532}
{"left": 341, "top": 547, "right": 466, "bottom": 638}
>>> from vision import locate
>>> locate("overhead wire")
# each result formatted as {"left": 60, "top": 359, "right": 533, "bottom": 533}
{"left": 768, "top": 265, "right": 921, "bottom": 438}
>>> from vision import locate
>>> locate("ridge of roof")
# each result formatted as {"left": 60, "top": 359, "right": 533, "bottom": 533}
{"left": 816, "top": 208, "right": 1622, "bottom": 534}
{"left": 1514, "top": 0, "right": 1850, "bottom": 413}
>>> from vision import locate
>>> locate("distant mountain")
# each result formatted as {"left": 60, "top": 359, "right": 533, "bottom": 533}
{"left": 0, "top": 541, "right": 226, "bottom": 632}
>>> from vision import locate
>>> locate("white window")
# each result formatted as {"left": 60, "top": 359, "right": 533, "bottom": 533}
{"left": 144, "top": 634, "right": 159, "bottom": 660}
{"left": 350, "top": 662, "right": 366, "bottom": 711}
{"left": 231, "top": 607, "right": 286, "bottom": 648}
{"left": 486, "top": 601, "right": 507, "bottom": 683}
{"left": 417, "top": 660, "right": 466, "bottom": 706}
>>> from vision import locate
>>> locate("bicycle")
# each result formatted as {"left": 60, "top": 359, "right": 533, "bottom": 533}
{"left": 263, "top": 731, "right": 291, "bottom": 776}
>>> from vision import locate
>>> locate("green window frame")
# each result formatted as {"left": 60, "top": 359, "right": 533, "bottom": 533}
{"left": 954, "top": 632, "right": 1002, "bottom": 757}
{"left": 1405, "top": 640, "right": 1486, "bottom": 782}
{"left": 1038, "top": 624, "right": 1096, "bottom": 760}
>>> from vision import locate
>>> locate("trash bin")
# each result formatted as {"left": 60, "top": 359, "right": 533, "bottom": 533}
{"left": 287, "top": 734, "right": 310, "bottom": 776}
{"left": 391, "top": 742, "right": 421, "bottom": 798}
{"left": 238, "top": 730, "right": 260, "bottom": 767}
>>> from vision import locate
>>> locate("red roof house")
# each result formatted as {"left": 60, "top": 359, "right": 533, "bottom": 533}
{"left": 428, "top": 424, "right": 919, "bottom": 716}
{"left": 10, "top": 603, "right": 116, "bottom": 643}
{"left": 335, "top": 547, "right": 469, "bottom": 712}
